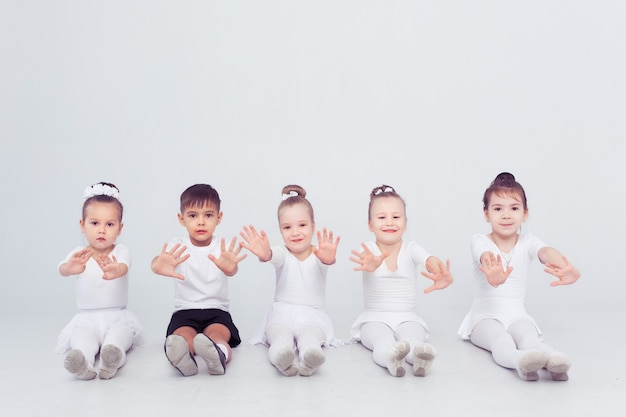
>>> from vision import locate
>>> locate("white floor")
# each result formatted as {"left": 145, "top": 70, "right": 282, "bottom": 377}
{"left": 4, "top": 302, "right": 624, "bottom": 417}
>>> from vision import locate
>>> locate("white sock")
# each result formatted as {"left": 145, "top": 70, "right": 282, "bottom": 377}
{"left": 217, "top": 344, "right": 229, "bottom": 361}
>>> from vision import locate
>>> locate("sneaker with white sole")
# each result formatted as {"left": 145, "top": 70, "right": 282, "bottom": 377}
{"left": 165, "top": 335, "right": 198, "bottom": 377}
{"left": 193, "top": 334, "right": 226, "bottom": 375}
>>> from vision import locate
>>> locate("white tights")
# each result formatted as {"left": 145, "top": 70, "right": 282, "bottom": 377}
{"left": 70, "top": 324, "right": 135, "bottom": 368}
{"left": 360, "top": 321, "right": 427, "bottom": 367}
{"left": 470, "top": 319, "right": 555, "bottom": 369}
{"left": 266, "top": 324, "right": 325, "bottom": 359}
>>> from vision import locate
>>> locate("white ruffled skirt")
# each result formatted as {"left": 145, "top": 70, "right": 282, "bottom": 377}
{"left": 350, "top": 310, "right": 430, "bottom": 341}
{"left": 248, "top": 301, "right": 336, "bottom": 346}
{"left": 55, "top": 308, "right": 143, "bottom": 353}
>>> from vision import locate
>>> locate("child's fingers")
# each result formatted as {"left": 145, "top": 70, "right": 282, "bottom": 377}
{"left": 420, "top": 270, "right": 434, "bottom": 280}
{"left": 173, "top": 245, "right": 188, "bottom": 258}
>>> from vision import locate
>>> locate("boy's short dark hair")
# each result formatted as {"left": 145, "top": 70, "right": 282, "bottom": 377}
{"left": 180, "top": 184, "right": 221, "bottom": 213}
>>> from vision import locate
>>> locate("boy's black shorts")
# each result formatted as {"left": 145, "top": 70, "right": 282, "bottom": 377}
{"left": 166, "top": 308, "right": 241, "bottom": 347}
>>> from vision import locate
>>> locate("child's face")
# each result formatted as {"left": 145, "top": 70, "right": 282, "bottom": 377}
{"left": 368, "top": 197, "right": 407, "bottom": 246}
{"left": 278, "top": 203, "right": 315, "bottom": 259}
{"left": 80, "top": 201, "right": 123, "bottom": 254}
{"left": 484, "top": 192, "right": 528, "bottom": 239}
{"left": 178, "top": 202, "right": 222, "bottom": 247}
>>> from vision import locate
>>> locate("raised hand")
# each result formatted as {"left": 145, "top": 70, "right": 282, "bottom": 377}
{"left": 96, "top": 254, "right": 127, "bottom": 280}
{"left": 60, "top": 248, "right": 93, "bottom": 276}
{"left": 422, "top": 257, "right": 453, "bottom": 293}
{"left": 208, "top": 237, "right": 247, "bottom": 276}
{"left": 350, "top": 243, "right": 390, "bottom": 272}
{"left": 544, "top": 256, "right": 580, "bottom": 286}
{"left": 313, "top": 228, "right": 340, "bottom": 265}
{"left": 239, "top": 225, "right": 272, "bottom": 261}
{"left": 479, "top": 252, "right": 512, "bottom": 287}
{"left": 151, "top": 243, "right": 190, "bottom": 280}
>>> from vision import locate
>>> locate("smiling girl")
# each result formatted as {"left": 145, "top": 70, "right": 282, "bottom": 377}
{"left": 349, "top": 185, "right": 453, "bottom": 377}
{"left": 240, "top": 185, "right": 340, "bottom": 376}
{"left": 458, "top": 172, "right": 580, "bottom": 381}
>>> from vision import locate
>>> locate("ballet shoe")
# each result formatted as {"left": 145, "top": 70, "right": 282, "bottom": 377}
{"left": 98, "top": 344, "right": 124, "bottom": 380}
{"left": 298, "top": 348, "right": 325, "bottom": 377}
{"left": 387, "top": 341, "right": 410, "bottom": 377}
{"left": 412, "top": 343, "right": 437, "bottom": 377}
{"left": 516, "top": 351, "right": 548, "bottom": 381}
{"left": 546, "top": 352, "right": 571, "bottom": 381}
{"left": 64, "top": 349, "right": 97, "bottom": 380}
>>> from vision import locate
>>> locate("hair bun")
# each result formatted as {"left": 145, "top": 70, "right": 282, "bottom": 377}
{"left": 494, "top": 172, "right": 516, "bottom": 186}
{"left": 84, "top": 182, "right": 120, "bottom": 200}
{"left": 281, "top": 184, "right": 306, "bottom": 199}
{"left": 370, "top": 184, "right": 396, "bottom": 199}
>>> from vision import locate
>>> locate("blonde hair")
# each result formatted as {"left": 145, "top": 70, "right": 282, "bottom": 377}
{"left": 278, "top": 184, "right": 314, "bottom": 223}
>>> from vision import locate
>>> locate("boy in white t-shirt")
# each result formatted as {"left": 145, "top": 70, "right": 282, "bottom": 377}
{"left": 152, "top": 184, "right": 247, "bottom": 376}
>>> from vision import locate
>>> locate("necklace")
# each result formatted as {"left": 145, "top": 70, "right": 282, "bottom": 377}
{"left": 500, "top": 249, "right": 514, "bottom": 269}
{"left": 490, "top": 233, "right": 519, "bottom": 270}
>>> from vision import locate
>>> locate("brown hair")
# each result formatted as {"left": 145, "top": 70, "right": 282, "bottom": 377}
{"left": 82, "top": 182, "right": 123, "bottom": 221}
{"left": 483, "top": 172, "right": 528, "bottom": 210}
{"left": 180, "top": 184, "right": 221, "bottom": 213}
{"left": 368, "top": 184, "right": 406, "bottom": 220}
{"left": 278, "top": 184, "right": 314, "bottom": 223}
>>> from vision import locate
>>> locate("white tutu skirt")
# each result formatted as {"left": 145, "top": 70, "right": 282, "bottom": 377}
{"left": 456, "top": 297, "right": 542, "bottom": 340}
{"left": 350, "top": 310, "right": 430, "bottom": 341}
{"left": 457, "top": 310, "right": 541, "bottom": 340}
{"left": 55, "top": 308, "right": 143, "bottom": 353}
{"left": 248, "top": 301, "right": 336, "bottom": 346}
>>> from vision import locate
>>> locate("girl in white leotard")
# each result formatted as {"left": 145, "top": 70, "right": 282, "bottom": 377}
{"left": 56, "top": 182, "right": 142, "bottom": 380}
{"left": 240, "top": 184, "right": 340, "bottom": 377}
{"left": 458, "top": 172, "right": 580, "bottom": 381}
{"left": 349, "top": 185, "right": 454, "bottom": 377}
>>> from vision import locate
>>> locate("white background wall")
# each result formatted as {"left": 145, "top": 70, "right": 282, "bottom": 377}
{"left": 1, "top": 1, "right": 624, "bottom": 343}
